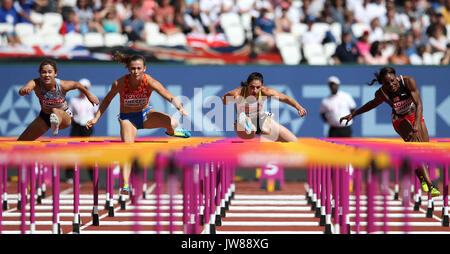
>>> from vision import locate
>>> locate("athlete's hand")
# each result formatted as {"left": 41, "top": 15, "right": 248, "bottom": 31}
{"left": 179, "top": 107, "right": 189, "bottom": 116}
{"left": 340, "top": 114, "right": 353, "bottom": 126}
{"left": 19, "top": 87, "right": 32, "bottom": 96}
{"left": 298, "top": 106, "right": 307, "bottom": 117}
{"left": 88, "top": 95, "right": 99, "bottom": 106}
{"left": 85, "top": 118, "right": 98, "bottom": 129}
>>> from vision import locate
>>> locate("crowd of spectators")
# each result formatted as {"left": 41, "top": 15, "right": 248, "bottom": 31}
{"left": 0, "top": 0, "right": 449, "bottom": 65}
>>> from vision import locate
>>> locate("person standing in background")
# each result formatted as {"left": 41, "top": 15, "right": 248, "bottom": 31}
{"left": 320, "top": 75, "right": 356, "bottom": 137}
{"left": 65, "top": 78, "right": 98, "bottom": 183}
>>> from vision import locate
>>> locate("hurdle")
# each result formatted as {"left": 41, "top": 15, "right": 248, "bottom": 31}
{"left": 0, "top": 137, "right": 448, "bottom": 234}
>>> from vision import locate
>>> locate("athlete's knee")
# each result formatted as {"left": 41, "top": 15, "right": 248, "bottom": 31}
{"left": 170, "top": 116, "right": 179, "bottom": 129}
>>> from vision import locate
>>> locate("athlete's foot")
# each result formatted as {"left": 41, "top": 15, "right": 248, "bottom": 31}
{"left": 430, "top": 185, "right": 440, "bottom": 197}
{"left": 120, "top": 186, "right": 130, "bottom": 196}
{"left": 50, "top": 113, "right": 59, "bottom": 136}
{"left": 166, "top": 128, "right": 191, "bottom": 138}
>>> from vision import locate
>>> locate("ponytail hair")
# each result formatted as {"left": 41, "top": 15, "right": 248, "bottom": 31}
{"left": 367, "top": 66, "right": 396, "bottom": 86}
{"left": 113, "top": 51, "right": 146, "bottom": 67}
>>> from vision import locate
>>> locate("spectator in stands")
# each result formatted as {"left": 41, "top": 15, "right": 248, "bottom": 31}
{"left": 330, "top": 0, "right": 345, "bottom": 25}
{"left": 122, "top": 4, "right": 146, "bottom": 41}
{"left": 367, "top": 0, "right": 386, "bottom": 25}
{"left": 90, "top": 8, "right": 106, "bottom": 34}
{"left": 368, "top": 17, "right": 384, "bottom": 43}
{"left": 364, "top": 40, "right": 389, "bottom": 64}
{"left": 318, "top": 0, "right": 336, "bottom": 24}
{"left": 199, "top": 0, "right": 220, "bottom": 34}
{"left": 386, "top": 0, "right": 411, "bottom": 32}
{"left": 354, "top": 0, "right": 373, "bottom": 25}
{"left": 155, "top": 0, "right": 175, "bottom": 28}
{"left": 102, "top": 9, "right": 122, "bottom": 34}
{"left": 115, "top": 0, "right": 133, "bottom": 23}
{"left": 383, "top": 8, "right": 403, "bottom": 40}
{"left": 274, "top": 0, "right": 300, "bottom": 26}
{"left": 427, "top": 24, "right": 448, "bottom": 52}
{"left": 356, "top": 30, "right": 371, "bottom": 58}
{"left": 301, "top": 15, "right": 322, "bottom": 45}
{"left": 253, "top": 7, "right": 276, "bottom": 52}
{"left": 299, "top": 0, "right": 313, "bottom": 23}
{"left": 332, "top": 30, "right": 363, "bottom": 64}
{"left": 409, "top": 44, "right": 433, "bottom": 64}
{"left": 34, "top": 0, "right": 60, "bottom": 14}
{"left": 13, "top": 0, "right": 36, "bottom": 25}
{"left": 404, "top": 32, "right": 418, "bottom": 56}
{"left": 60, "top": 9, "right": 79, "bottom": 35}
{"left": 442, "top": 0, "right": 450, "bottom": 24}
{"left": 0, "top": 0, "right": 21, "bottom": 44}
{"left": 74, "top": 0, "right": 94, "bottom": 35}
{"left": 184, "top": 1, "right": 210, "bottom": 35}
{"left": 341, "top": 10, "right": 357, "bottom": 43}
{"left": 274, "top": 1, "right": 292, "bottom": 33}
{"left": 388, "top": 38, "right": 410, "bottom": 64}
{"left": 141, "top": 0, "right": 156, "bottom": 22}
{"left": 441, "top": 43, "right": 450, "bottom": 63}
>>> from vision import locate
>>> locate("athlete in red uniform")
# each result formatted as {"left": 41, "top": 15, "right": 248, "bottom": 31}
{"left": 340, "top": 67, "right": 440, "bottom": 197}
{"left": 86, "top": 51, "right": 190, "bottom": 196}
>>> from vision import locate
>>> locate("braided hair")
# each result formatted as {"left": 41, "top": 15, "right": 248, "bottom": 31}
{"left": 367, "top": 66, "right": 396, "bottom": 86}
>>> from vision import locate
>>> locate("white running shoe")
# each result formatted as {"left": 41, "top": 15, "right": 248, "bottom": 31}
{"left": 238, "top": 112, "right": 252, "bottom": 135}
{"left": 50, "top": 113, "right": 59, "bottom": 136}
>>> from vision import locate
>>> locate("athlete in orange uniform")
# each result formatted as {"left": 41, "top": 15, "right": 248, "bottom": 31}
{"left": 222, "top": 72, "right": 307, "bottom": 142}
{"left": 17, "top": 59, "right": 99, "bottom": 141}
{"left": 86, "top": 51, "right": 190, "bottom": 196}
{"left": 340, "top": 66, "right": 440, "bottom": 197}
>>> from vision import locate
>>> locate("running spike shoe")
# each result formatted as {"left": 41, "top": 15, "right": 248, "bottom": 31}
{"left": 430, "top": 185, "right": 441, "bottom": 197}
{"left": 50, "top": 113, "right": 59, "bottom": 136}
{"left": 166, "top": 128, "right": 191, "bottom": 138}
{"left": 238, "top": 112, "right": 252, "bottom": 135}
{"left": 418, "top": 176, "right": 429, "bottom": 192}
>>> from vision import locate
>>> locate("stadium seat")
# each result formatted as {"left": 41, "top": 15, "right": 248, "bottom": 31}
{"left": 302, "top": 43, "right": 327, "bottom": 65}
{"left": 311, "top": 22, "right": 330, "bottom": 41}
{"left": 220, "top": 12, "right": 242, "bottom": 29}
{"left": 223, "top": 25, "right": 246, "bottom": 46}
{"left": 330, "top": 22, "right": 342, "bottom": 44}
{"left": 279, "top": 45, "right": 302, "bottom": 65}
{"left": 64, "top": 32, "right": 84, "bottom": 46}
{"left": 291, "top": 23, "right": 308, "bottom": 40}
{"left": 144, "top": 22, "right": 160, "bottom": 37}
{"left": 275, "top": 32, "right": 298, "bottom": 48}
{"left": 30, "top": 12, "right": 43, "bottom": 25}
{"left": 0, "top": 23, "right": 14, "bottom": 34}
{"left": 166, "top": 32, "right": 187, "bottom": 47}
{"left": 83, "top": 32, "right": 104, "bottom": 47}
{"left": 447, "top": 24, "right": 450, "bottom": 41}
{"left": 323, "top": 42, "right": 337, "bottom": 58}
{"left": 15, "top": 23, "right": 35, "bottom": 38}
{"left": 351, "top": 23, "right": 370, "bottom": 39}
{"left": 220, "top": 12, "right": 246, "bottom": 47}
{"left": 431, "top": 51, "right": 445, "bottom": 65}
{"left": 146, "top": 32, "right": 167, "bottom": 46}
{"left": 240, "top": 13, "right": 253, "bottom": 40}
{"left": 41, "top": 33, "right": 64, "bottom": 46}
{"left": 104, "top": 33, "right": 128, "bottom": 47}
{"left": 40, "top": 12, "right": 63, "bottom": 35}
{"left": 275, "top": 33, "right": 301, "bottom": 65}
{"left": 20, "top": 34, "right": 44, "bottom": 46}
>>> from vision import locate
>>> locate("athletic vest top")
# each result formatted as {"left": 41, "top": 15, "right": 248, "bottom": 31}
{"left": 120, "top": 74, "right": 152, "bottom": 108}
{"left": 379, "top": 75, "right": 415, "bottom": 116}
{"left": 237, "top": 86, "right": 263, "bottom": 118}
{"left": 37, "top": 78, "right": 66, "bottom": 110}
